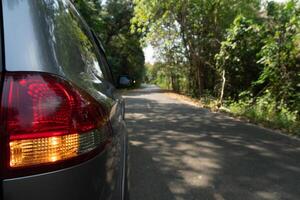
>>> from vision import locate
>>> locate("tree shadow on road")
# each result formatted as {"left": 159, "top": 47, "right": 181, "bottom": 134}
{"left": 124, "top": 91, "right": 300, "bottom": 200}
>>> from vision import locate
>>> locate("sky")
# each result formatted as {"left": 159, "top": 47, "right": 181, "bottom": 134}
{"left": 144, "top": 45, "right": 155, "bottom": 64}
{"left": 143, "top": 0, "right": 287, "bottom": 64}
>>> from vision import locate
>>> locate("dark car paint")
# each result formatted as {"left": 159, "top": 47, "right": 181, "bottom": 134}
{"left": 1, "top": 0, "right": 128, "bottom": 199}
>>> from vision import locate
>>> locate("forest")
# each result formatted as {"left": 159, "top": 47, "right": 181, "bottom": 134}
{"left": 74, "top": 0, "right": 299, "bottom": 134}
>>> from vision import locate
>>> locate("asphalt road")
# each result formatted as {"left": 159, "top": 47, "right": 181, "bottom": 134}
{"left": 123, "top": 85, "right": 300, "bottom": 200}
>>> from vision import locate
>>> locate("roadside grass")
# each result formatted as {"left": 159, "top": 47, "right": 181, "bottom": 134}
{"left": 162, "top": 89, "right": 300, "bottom": 136}
{"left": 226, "top": 100, "right": 300, "bottom": 135}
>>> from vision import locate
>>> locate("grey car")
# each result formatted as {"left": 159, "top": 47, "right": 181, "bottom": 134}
{"left": 0, "top": 0, "right": 129, "bottom": 199}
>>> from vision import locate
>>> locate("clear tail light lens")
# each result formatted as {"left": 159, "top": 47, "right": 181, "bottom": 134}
{"left": 0, "top": 73, "right": 112, "bottom": 175}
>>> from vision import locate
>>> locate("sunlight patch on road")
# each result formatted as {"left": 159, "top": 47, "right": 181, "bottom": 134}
{"left": 256, "top": 191, "right": 280, "bottom": 200}
{"left": 180, "top": 170, "right": 212, "bottom": 187}
{"left": 213, "top": 193, "right": 225, "bottom": 200}
{"left": 130, "top": 140, "right": 144, "bottom": 146}
{"left": 126, "top": 113, "right": 148, "bottom": 120}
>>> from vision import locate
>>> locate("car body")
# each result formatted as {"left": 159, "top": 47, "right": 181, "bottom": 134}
{"left": 0, "top": 0, "right": 129, "bottom": 199}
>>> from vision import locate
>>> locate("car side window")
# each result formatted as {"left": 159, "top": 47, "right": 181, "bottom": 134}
{"left": 99, "top": 51, "right": 115, "bottom": 85}
{"left": 45, "top": 1, "right": 108, "bottom": 83}
{"left": 90, "top": 31, "right": 115, "bottom": 85}
{"left": 67, "top": 9, "right": 106, "bottom": 80}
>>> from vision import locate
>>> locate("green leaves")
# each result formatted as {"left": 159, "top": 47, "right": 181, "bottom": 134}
{"left": 257, "top": 0, "right": 300, "bottom": 110}
{"left": 75, "top": 0, "right": 299, "bottom": 125}
{"left": 133, "top": 0, "right": 261, "bottom": 96}
{"left": 216, "top": 15, "right": 264, "bottom": 98}
{"left": 74, "top": 0, "right": 145, "bottom": 85}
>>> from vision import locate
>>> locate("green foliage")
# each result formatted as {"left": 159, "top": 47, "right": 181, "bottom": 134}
{"left": 216, "top": 16, "right": 265, "bottom": 99}
{"left": 228, "top": 91, "right": 299, "bottom": 134}
{"left": 132, "top": 0, "right": 261, "bottom": 96}
{"left": 74, "top": 0, "right": 145, "bottom": 85}
{"left": 145, "top": 61, "right": 190, "bottom": 93}
{"left": 72, "top": 0, "right": 300, "bottom": 134}
{"left": 135, "top": 0, "right": 300, "bottom": 134}
{"left": 257, "top": 0, "right": 300, "bottom": 111}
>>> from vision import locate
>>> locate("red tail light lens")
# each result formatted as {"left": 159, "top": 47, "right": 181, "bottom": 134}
{"left": 0, "top": 73, "right": 111, "bottom": 175}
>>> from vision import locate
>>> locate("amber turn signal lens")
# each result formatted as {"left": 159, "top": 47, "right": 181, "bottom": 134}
{"left": 10, "top": 129, "right": 108, "bottom": 168}
{"left": 10, "top": 134, "right": 79, "bottom": 167}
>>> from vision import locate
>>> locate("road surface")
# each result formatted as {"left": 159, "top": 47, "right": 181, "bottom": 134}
{"left": 123, "top": 85, "right": 300, "bottom": 200}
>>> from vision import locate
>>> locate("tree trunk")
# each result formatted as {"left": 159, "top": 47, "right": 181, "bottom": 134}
{"left": 219, "top": 70, "right": 226, "bottom": 106}
{"left": 171, "top": 73, "right": 175, "bottom": 91}
{"left": 197, "top": 65, "right": 204, "bottom": 96}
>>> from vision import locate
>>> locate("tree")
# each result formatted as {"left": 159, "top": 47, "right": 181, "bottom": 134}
{"left": 132, "top": 0, "right": 261, "bottom": 96}
{"left": 216, "top": 16, "right": 265, "bottom": 100}
{"left": 74, "top": 0, "right": 145, "bottom": 85}
{"left": 257, "top": 0, "right": 300, "bottom": 111}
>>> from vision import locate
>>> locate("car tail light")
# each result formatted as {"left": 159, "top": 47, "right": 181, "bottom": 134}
{"left": 0, "top": 72, "right": 112, "bottom": 176}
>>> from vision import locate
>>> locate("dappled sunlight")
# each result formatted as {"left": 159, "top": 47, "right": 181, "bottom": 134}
{"left": 256, "top": 191, "right": 281, "bottom": 200}
{"left": 125, "top": 88, "right": 300, "bottom": 200}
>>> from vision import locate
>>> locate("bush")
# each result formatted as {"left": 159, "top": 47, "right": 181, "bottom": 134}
{"left": 228, "top": 92, "right": 299, "bottom": 134}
